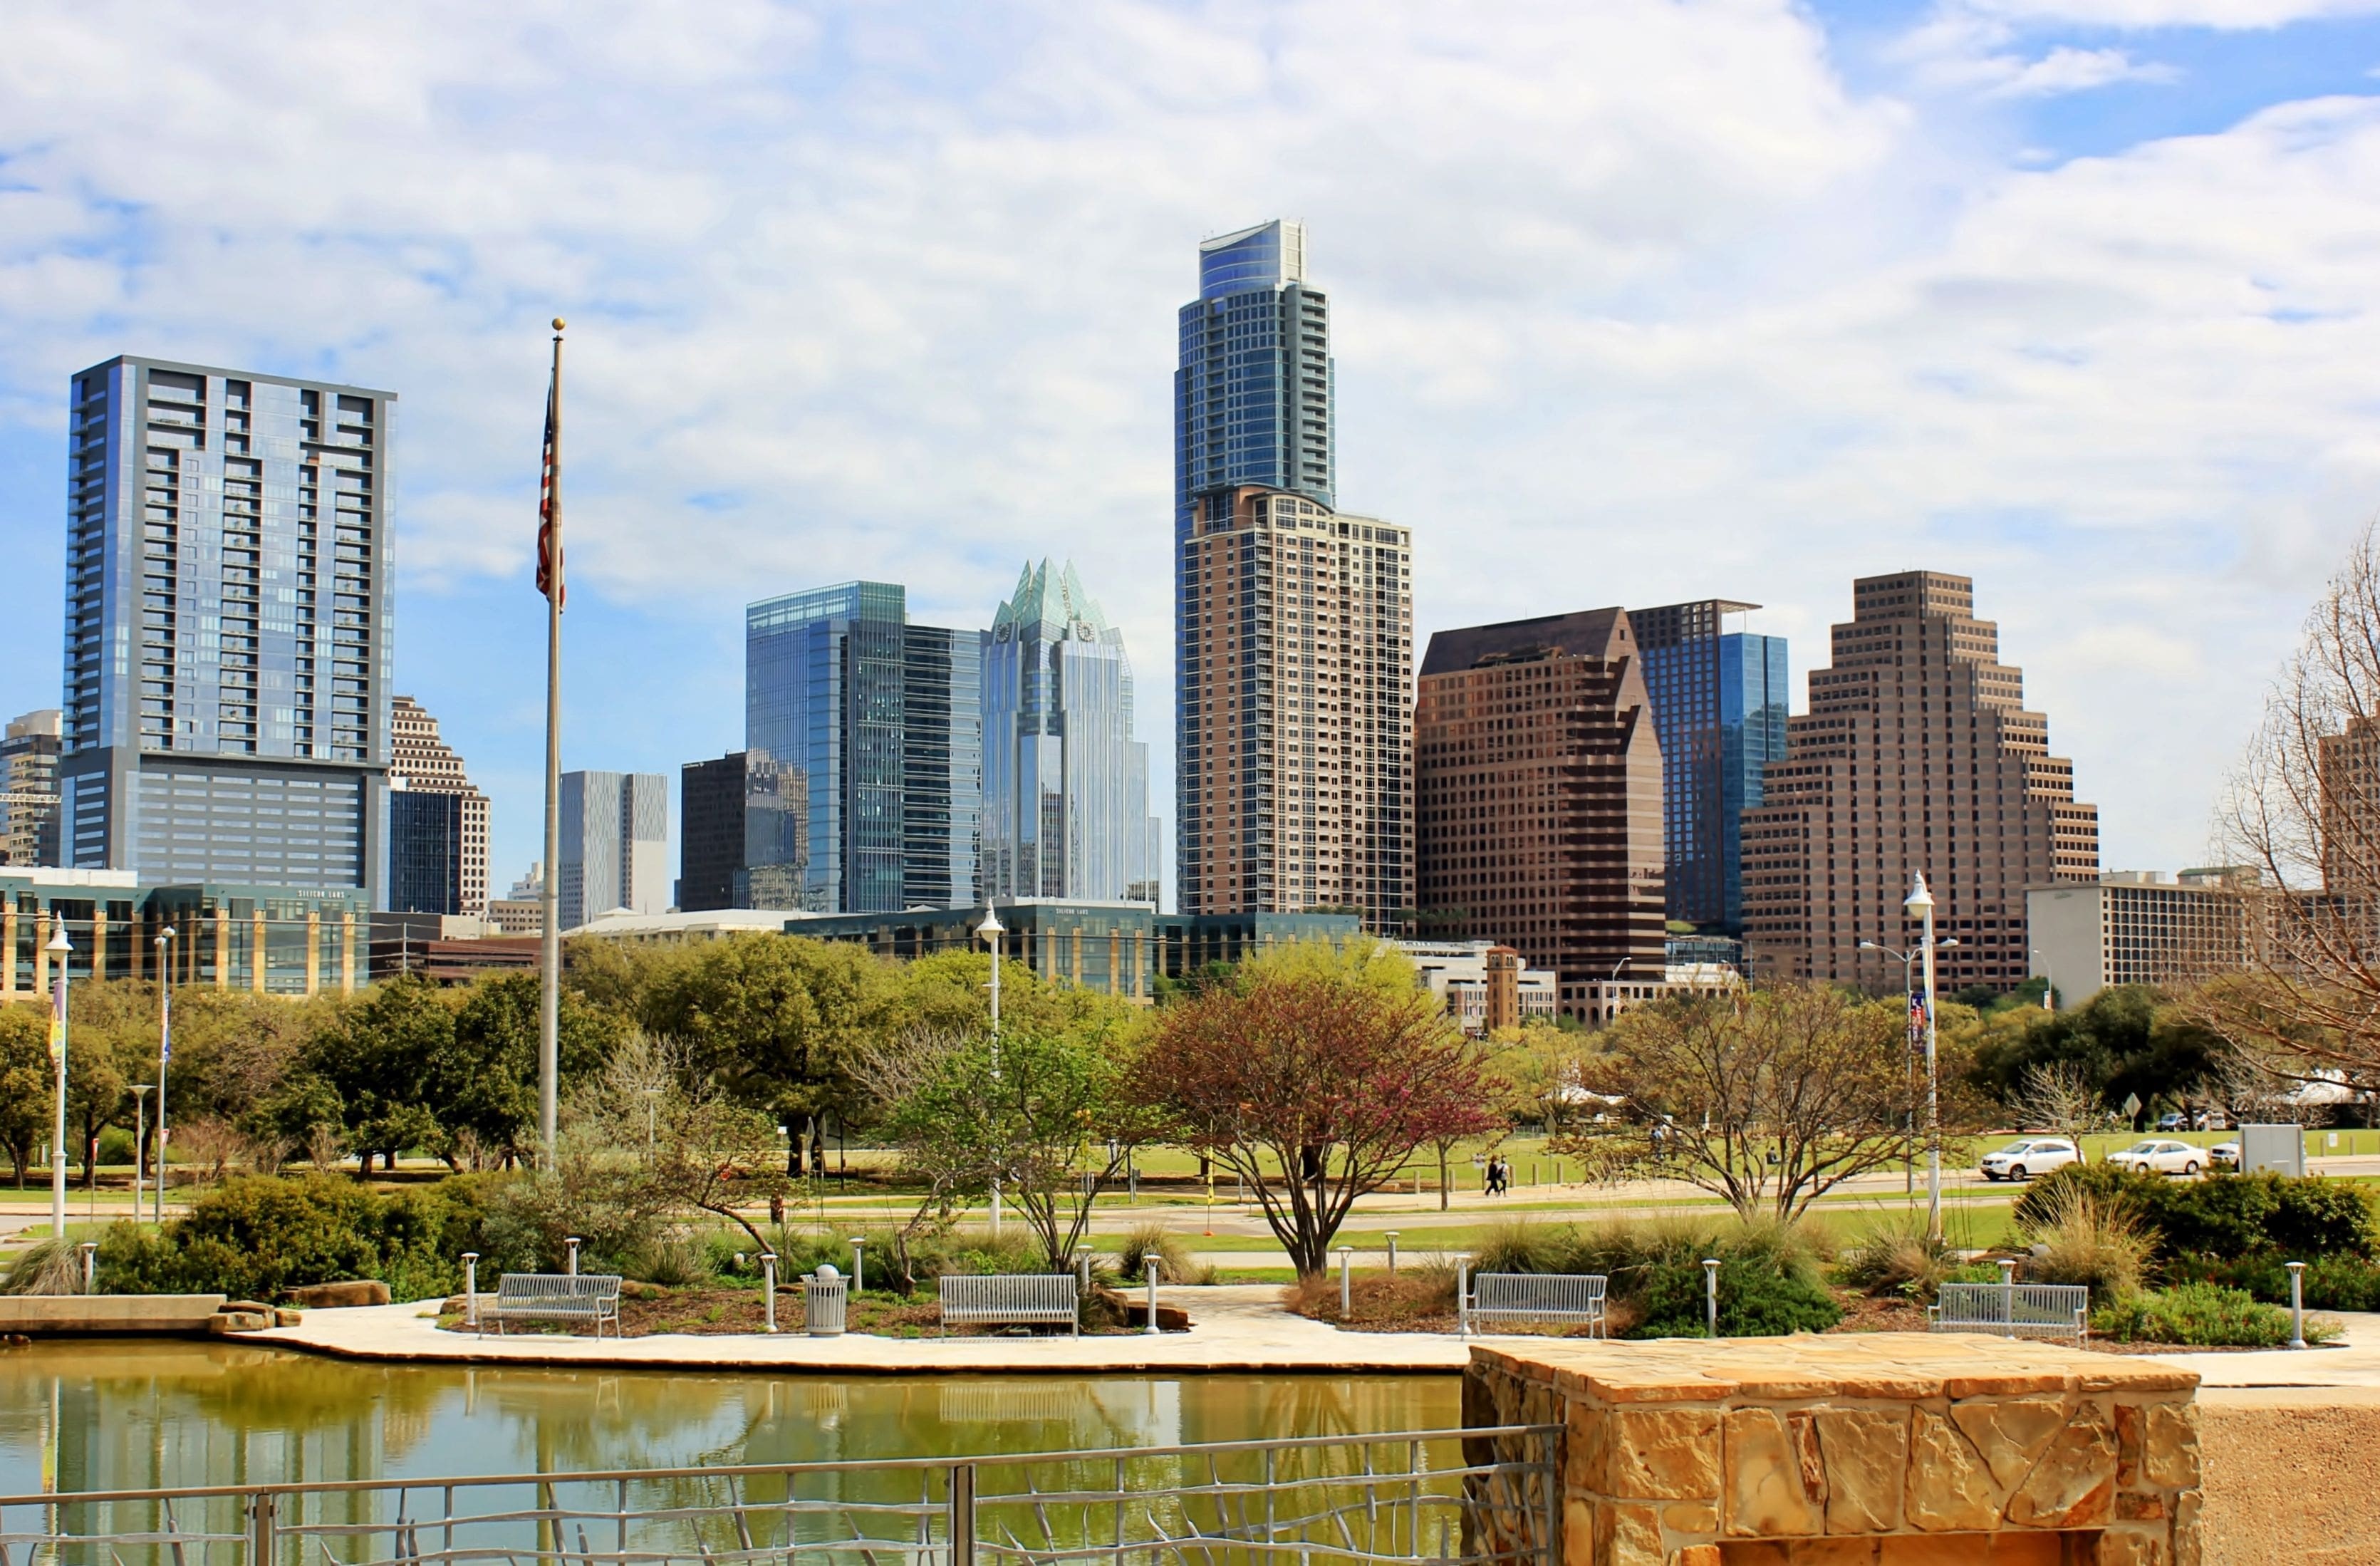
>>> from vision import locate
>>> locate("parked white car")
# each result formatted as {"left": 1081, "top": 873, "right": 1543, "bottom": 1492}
{"left": 2107, "top": 1139, "right": 2205, "bottom": 1176}
{"left": 1979, "top": 1139, "right": 2082, "bottom": 1181}
{"left": 2208, "top": 1140, "right": 2240, "bottom": 1168}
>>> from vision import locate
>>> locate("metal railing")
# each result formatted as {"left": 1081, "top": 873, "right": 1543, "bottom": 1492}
{"left": 0, "top": 1426, "right": 1560, "bottom": 1566}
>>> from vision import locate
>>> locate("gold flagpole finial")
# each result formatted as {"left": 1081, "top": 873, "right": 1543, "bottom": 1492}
{"left": 552, "top": 317, "right": 566, "bottom": 333}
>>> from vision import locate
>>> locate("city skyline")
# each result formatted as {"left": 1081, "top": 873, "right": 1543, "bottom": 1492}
{"left": 4, "top": 5, "right": 2378, "bottom": 895}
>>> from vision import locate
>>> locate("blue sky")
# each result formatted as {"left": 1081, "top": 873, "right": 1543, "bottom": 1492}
{"left": 6, "top": 0, "right": 2380, "bottom": 896}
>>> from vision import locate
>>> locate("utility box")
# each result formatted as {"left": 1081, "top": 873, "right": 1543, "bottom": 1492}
{"left": 2240, "top": 1123, "right": 2306, "bottom": 1177}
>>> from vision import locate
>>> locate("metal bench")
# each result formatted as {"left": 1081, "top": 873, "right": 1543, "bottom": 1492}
{"left": 937, "top": 1274, "right": 1081, "bottom": 1337}
{"left": 1930, "top": 1280, "right": 2089, "bottom": 1344}
{"left": 487, "top": 1273, "right": 623, "bottom": 1339}
{"left": 1459, "top": 1268, "right": 1608, "bottom": 1338}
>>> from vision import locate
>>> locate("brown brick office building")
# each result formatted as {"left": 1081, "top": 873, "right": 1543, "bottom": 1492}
{"left": 1415, "top": 608, "right": 1668, "bottom": 1017}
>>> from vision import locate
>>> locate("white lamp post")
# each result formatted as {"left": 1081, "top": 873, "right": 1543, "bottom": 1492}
{"left": 1905, "top": 873, "right": 1944, "bottom": 1243}
{"left": 154, "top": 925, "right": 173, "bottom": 1225}
{"left": 1859, "top": 934, "right": 1958, "bottom": 1199}
{"left": 977, "top": 908, "right": 1006, "bottom": 1238}
{"left": 46, "top": 924, "right": 71, "bottom": 1246}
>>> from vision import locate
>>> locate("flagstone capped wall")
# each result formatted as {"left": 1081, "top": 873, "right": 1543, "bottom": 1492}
{"left": 1464, "top": 1335, "right": 2200, "bottom": 1566}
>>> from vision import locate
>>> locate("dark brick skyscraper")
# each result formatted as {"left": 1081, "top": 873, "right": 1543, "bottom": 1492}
{"left": 1742, "top": 570, "right": 2098, "bottom": 990}
{"left": 1415, "top": 608, "right": 1667, "bottom": 1017}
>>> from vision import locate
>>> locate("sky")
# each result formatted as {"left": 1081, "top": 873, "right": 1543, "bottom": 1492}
{"left": 6, "top": 0, "right": 2380, "bottom": 900}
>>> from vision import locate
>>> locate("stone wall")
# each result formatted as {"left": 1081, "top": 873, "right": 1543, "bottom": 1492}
{"left": 1465, "top": 1336, "right": 2200, "bottom": 1565}
{"left": 2196, "top": 1388, "right": 2380, "bottom": 1565}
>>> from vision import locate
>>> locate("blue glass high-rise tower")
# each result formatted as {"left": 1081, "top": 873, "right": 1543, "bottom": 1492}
{"left": 980, "top": 560, "right": 1161, "bottom": 904}
{"left": 1633, "top": 599, "right": 1789, "bottom": 933}
{"left": 1175, "top": 219, "right": 1334, "bottom": 539}
{"left": 745, "top": 581, "right": 981, "bottom": 913}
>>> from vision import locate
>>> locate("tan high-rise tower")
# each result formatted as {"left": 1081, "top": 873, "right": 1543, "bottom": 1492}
{"left": 1177, "top": 484, "right": 1412, "bottom": 928}
{"left": 389, "top": 694, "right": 490, "bottom": 916}
{"left": 1742, "top": 571, "right": 2097, "bottom": 990}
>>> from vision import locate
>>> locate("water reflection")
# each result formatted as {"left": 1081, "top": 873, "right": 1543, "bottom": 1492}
{"left": 0, "top": 1343, "right": 1458, "bottom": 1498}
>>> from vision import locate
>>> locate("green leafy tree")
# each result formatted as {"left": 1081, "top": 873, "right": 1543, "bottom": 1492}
{"left": 639, "top": 935, "right": 890, "bottom": 1173}
{"left": 1965, "top": 986, "right": 2232, "bottom": 1128}
{"left": 437, "top": 973, "right": 622, "bottom": 1166}
{"left": 0, "top": 1002, "right": 51, "bottom": 1186}
{"left": 306, "top": 978, "right": 453, "bottom": 1173}
{"left": 64, "top": 981, "right": 147, "bottom": 1186}
{"left": 880, "top": 1016, "right": 1154, "bottom": 1272}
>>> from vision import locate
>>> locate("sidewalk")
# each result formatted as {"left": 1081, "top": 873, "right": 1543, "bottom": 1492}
{"left": 263, "top": 1285, "right": 1471, "bottom": 1374}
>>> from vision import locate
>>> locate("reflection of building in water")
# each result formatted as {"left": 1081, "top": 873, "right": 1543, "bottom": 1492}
{"left": 933, "top": 1379, "right": 1182, "bottom": 1451}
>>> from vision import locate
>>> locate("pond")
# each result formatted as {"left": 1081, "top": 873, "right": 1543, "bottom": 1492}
{"left": 0, "top": 1342, "right": 1459, "bottom": 1498}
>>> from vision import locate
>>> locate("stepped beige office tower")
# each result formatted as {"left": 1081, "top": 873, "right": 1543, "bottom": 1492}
{"left": 1742, "top": 570, "right": 2098, "bottom": 989}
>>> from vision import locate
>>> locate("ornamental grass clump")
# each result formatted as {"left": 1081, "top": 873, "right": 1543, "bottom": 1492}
{"left": 2017, "top": 1181, "right": 2153, "bottom": 1300}
{"left": 1118, "top": 1222, "right": 1210, "bottom": 1285}
{"left": 1834, "top": 1211, "right": 1960, "bottom": 1302}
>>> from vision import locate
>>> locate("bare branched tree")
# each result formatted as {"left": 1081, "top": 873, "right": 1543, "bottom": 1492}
{"left": 2015, "top": 1062, "right": 2102, "bottom": 1146}
{"left": 2206, "top": 520, "right": 2380, "bottom": 1086}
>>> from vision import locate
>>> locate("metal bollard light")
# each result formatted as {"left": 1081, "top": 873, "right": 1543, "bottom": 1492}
{"left": 1144, "top": 1258, "right": 1162, "bottom": 1336}
{"left": 762, "top": 1253, "right": 778, "bottom": 1334}
{"left": 463, "top": 1253, "right": 480, "bottom": 1329}
{"left": 849, "top": 1237, "right": 866, "bottom": 1293}
{"left": 1339, "top": 1245, "right": 1355, "bottom": 1318}
{"left": 80, "top": 1240, "right": 97, "bottom": 1295}
{"left": 1999, "top": 1259, "right": 2019, "bottom": 1341}
{"left": 1385, "top": 1232, "right": 1400, "bottom": 1279}
{"left": 2288, "top": 1260, "right": 2309, "bottom": 1350}
{"left": 564, "top": 1237, "right": 581, "bottom": 1277}
{"left": 1703, "top": 1258, "right": 1720, "bottom": 1339}
{"left": 1076, "top": 1246, "right": 1093, "bottom": 1296}
{"left": 1457, "top": 1260, "right": 1470, "bottom": 1338}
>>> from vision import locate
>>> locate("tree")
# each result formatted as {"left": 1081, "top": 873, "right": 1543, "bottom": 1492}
{"left": 305, "top": 978, "right": 452, "bottom": 1173}
{"left": 64, "top": 981, "right": 145, "bottom": 1187}
{"left": 879, "top": 1017, "right": 1153, "bottom": 1272}
{"left": 561, "top": 1032, "right": 789, "bottom": 1255}
{"left": 2015, "top": 1061, "right": 2103, "bottom": 1147}
{"left": 1965, "top": 987, "right": 2233, "bottom": 1128}
{"left": 438, "top": 973, "right": 622, "bottom": 1166}
{"left": 2205, "top": 520, "right": 2380, "bottom": 1084}
{"left": 1551, "top": 985, "right": 1917, "bottom": 1223}
{"left": 638, "top": 935, "right": 890, "bottom": 1174}
{"left": 1135, "top": 967, "right": 1503, "bottom": 1276}
{"left": 0, "top": 1003, "right": 50, "bottom": 1187}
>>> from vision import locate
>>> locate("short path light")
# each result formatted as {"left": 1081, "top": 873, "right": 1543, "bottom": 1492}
{"left": 1384, "top": 1232, "right": 1400, "bottom": 1280}
{"left": 2288, "top": 1261, "right": 2308, "bottom": 1350}
{"left": 564, "top": 1236, "right": 581, "bottom": 1277}
{"left": 1144, "top": 1258, "right": 1163, "bottom": 1337}
{"left": 761, "top": 1253, "right": 778, "bottom": 1334}
{"left": 1703, "top": 1258, "right": 1720, "bottom": 1339}
{"left": 848, "top": 1236, "right": 866, "bottom": 1292}
{"left": 79, "top": 1240, "right": 97, "bottom": 1295}
{"left": 1338, "top": 1245, "right": 1355, "bottom": 1318}
{"left": 462, "top": 1252, "right": 480, "bottom": 1329}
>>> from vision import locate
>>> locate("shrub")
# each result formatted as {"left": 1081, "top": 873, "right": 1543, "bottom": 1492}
{"left": 2014, "top": 1164, "right": 2377, "bottom": 1264}
{"left": 1118, "top": 1223, "right": 1210, "bottom": 1285}
{"left": 94, "top": 1173, "right": 488, "bottom": 1302}
{"left": 1834, "top": 1213, "right": 1958, "bottom": 1301}
{"left": 623, "top": 1230, "right": 713, "bottom": 1287}
{"left": 2163, "top": 1250, "right": 2380, "bottom": 1312}
{"left": 2017, "top": 1181, "right": 2152, "bottom": 1299}
{"left": 2089, "top": 1282, "right": 2327, "bottom": 1347}
{"left": 0, "top": 1240, "right": 88, "bottom": 1297}
{"left": 1472, "top": 1217, "right": 1571, "bottom": 1275}
{"left": 1630, "top": 1253, "right": 1841, "bottom": 1338}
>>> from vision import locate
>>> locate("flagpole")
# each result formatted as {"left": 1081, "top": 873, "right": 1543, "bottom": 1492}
{"left": 539, "top": 318, "right": 565, "bottom": 1169}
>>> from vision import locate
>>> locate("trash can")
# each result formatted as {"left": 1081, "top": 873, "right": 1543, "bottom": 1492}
{"left": 805, "top": 1264, "right": 848, "bottom": 1337}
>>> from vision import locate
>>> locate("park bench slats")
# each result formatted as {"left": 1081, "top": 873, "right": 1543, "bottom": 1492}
{"left": 937, "top": 1274, "right": 1081, "bottom": 1337}
{"left": 1930, "top": 1282, "right": 2089, "bottom": 1344}
{"left": 488, "top": 1273, "right": 623, "bottom": 1339}
{"left": 1460, "top": 1272, "right": 1608, "bottom": 1339}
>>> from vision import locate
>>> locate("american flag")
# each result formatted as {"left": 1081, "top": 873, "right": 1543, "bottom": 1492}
{"left": 536, "top": 367, "right": 563, "bottom": 608}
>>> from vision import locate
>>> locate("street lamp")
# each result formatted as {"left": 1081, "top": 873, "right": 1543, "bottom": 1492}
{"left": 1861, "top": 928, "right": 1960, "bottom": 1213}
{"left": 154, "top": 925, "right": 173, "bottom": 1225}
{"left": 1905, "top": 873, "right": 1946, "bottom": 1243}
{"left": 2030, "top": 949, "right": 2054, "bottom": 1012}
{"left": 46, "top": 923, "right": 71, "bottom": 1246}
{"left": 977, "top": 908, "right": 1006, "bottom": 1238}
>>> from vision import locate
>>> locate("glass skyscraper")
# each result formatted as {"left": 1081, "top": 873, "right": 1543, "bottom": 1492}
{"left": 980, "top": 560, "right": 1161, "bottom": 904}
{"left": 1174, "top": 219, "right": 1334, "bottom": 539}
{"left": 558, "top": 770, "right": 667, "bottom": 930}
{"left": 56, "top": 356, "right": 394, "bottom": 903}
{"left": 1633, "top": 599, "right": 1789, "bottom": 933}
{"left": 745, "top": 581, "right": 981, "bottom": 913}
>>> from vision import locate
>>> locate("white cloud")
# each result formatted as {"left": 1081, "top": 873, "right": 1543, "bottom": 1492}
{"left": 1983, "top": 45, "right": 2181, "bottom": 95}
{"left": 0, "top": 0, "right": 2374, "bottom": 883}
{"left": 1968, "top": 0, "right": 2380, "bottom": 25}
